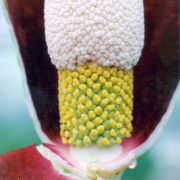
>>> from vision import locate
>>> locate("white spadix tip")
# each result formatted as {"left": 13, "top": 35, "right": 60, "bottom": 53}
{"left": 45, "top": 0, "right": 144, "bottom": 70}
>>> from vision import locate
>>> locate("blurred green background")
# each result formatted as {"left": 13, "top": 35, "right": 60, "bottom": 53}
{"left": 0, "top": 3, "right": 180, "bottom": 180}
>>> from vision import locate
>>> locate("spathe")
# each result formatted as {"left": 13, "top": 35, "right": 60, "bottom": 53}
{"left": 1, "top": 0, "right": 179, "bottom": 179}
{"left": 0, "top": 145, "right": 74, "bottom": 179}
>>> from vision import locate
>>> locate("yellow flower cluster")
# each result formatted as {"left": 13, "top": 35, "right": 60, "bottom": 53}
{"left": 58, "top": 63, "right": 133, "bottom": 147}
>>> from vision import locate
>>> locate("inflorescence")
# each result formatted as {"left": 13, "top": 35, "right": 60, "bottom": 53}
{"left": 58, "top": 63, "right": 133, "bottom": 147}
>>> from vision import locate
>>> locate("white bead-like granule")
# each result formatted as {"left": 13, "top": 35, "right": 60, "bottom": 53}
{"left": 45, "top": 0, "right": 144, "bottom": 70}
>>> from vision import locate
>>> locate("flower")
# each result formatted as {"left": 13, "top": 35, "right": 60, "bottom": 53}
{"left": 0, "top": 0, "right": 179, "bottom": 179}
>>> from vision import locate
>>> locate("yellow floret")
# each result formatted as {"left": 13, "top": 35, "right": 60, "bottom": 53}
{"left": 99, "top": 76, "right": 106, "bottom": 84}
{"left": 79, "top": 84, "right": 87, "bottom": 91}
{"left": 58, "top": 63, "right": 133, "bottom": 147}
{"left": 62, "top": 137, "right": 68, "bottom": 144}
{"left": 79, "top": 95, "right": 87, "bottom": 104}
{"left": 108, "top": 119, "right": 116, "bottom": 128}
{"left": 87, "top": 78, "right": 93, "bottom": 87}
{"left": 77, "top": 104, "right": 85, "bottom": 112}
{"left": 81, "top": 114, "right": 88, "bottom": 122}
{"left": 71, "top": 118, "right": 78, "bottom": 126}
{"left": 110, "top": 129, "right": 117, "bottom": 137}
{"left": 64, "top": 131, "right": 70, "bottom": 138}
{"left": 101, "top": 111, "right": 109, "bottom": 120}
{"left": 88, "top": 111, "right": 96, "bottom": 119}
{"left": 105, "top": 82, "right": 112, "bottom": 89}
{"left": 93, "top": 83, "right": 101, "bottom": 92}
{"left": 90, "top": 129, "right": 98, "bottom": 140}
{"left": 87, "top": 122, "right": 94, "bottom": 129}
{"left": 83, "top": 136, "right": 91, "bottom": 146}
{"left": 94, "top": 106, "right": 103, "bottom": 115}
{"left": 79, "top": 125, "right": 86, "bottom": 133}
{"left": 94, "top": 117, "right": 103, "bottom": 125}
{"left": 101, "top": 98, "right": 109, "bottom": 106}
{"left": 72, "top": 129, "right": 78, "bottom": 135}
{"left": 101, "top": 90, "right": 109, "bottom": 98}
{"left": 93, "top": 95, "right": 101, "bottom": 104}
{"left": 97, "top": 125, "right": 105, "bottom": 134}
{"left": 91, "top": 73, "right": 98, "bottom": 81}
{"left": 79, "top": 75, "right": 86, "bottom": 83}
{"left": 101, "top": 138, "right": 110, "bottom": 146}
{"left": 87, "top": 88, "right": 93, "bottom": 97}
